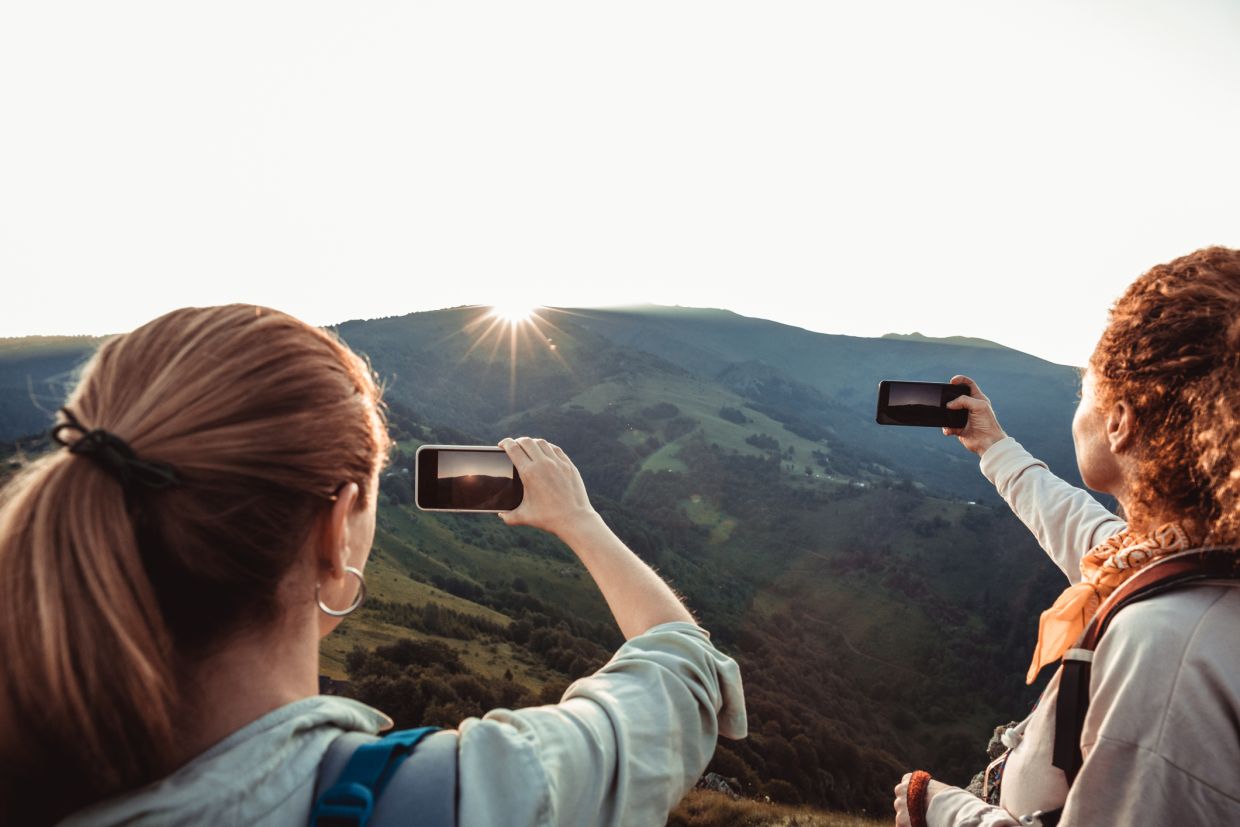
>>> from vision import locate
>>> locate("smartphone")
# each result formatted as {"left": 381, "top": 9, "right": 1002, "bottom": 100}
{"left": 415, "top": 445, "right": 524, "bottom": 512}
{"left": 875, "top": 381, "right": 970, "bottom": 428}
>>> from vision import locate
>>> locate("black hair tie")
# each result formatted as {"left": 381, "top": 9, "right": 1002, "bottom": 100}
{"left": 50, "top": 408, "right": 180, "bottom": 490}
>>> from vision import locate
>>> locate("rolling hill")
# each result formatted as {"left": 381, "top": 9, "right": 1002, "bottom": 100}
{"left": 0, "top": 305, "right": 1097, "bottom": 817}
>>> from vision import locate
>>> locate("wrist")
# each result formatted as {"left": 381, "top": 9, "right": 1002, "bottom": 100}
{"left": 551, "top": 508, "right": 606, "bottom": 546}
{"left": 977, "top": 430, "right": 1008, "bottom": 457}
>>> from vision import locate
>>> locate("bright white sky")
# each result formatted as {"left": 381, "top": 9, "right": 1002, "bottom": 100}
{"left": 2, "top": 1, "right": 1238, "bottom": 366}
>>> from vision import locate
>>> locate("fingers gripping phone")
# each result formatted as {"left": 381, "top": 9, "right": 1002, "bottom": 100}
{"left": 415, "top": 445, "right": 524, "bottom": 512}
{"left": 875, "top": 381, "right": 970, "bottom": 428}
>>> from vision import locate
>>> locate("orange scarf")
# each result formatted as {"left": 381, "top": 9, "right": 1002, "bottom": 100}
{"left": 1026, "top": 522, "right": 1193, "bottom": 684}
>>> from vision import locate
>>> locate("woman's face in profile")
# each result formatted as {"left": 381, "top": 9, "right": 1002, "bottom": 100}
{"left": 1072, "top": 368, "right": 1124, "bottom": 496}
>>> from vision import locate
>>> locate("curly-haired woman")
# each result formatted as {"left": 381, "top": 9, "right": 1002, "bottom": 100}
{"left": 0, "top": 305, "right": 746, "bottom": 826}
{"left": 894, "top": 247, "right": 1240, "bottom": 825}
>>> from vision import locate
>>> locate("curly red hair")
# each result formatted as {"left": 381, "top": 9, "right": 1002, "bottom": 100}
{"left": 1089, "top": 246, "right": 1240, "bottom": 544}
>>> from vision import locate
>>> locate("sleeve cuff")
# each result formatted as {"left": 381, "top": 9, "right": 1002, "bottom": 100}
{"left": 635, "top": 620, "right": 713, "bottom": 639}
{"left": 928, "top": 785, "right": 1019, "bottom": 827}
{"left": 585, "top": 620, "right": 748, "bottom": 741}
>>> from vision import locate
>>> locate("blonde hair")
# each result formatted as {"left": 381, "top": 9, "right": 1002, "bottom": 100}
{"left": 0, "top": 305, "right": 388, "bottom": 824}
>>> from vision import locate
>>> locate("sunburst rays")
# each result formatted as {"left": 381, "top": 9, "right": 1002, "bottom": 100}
{"left": 456, "top": 305, "right": 575, "bottom": 410}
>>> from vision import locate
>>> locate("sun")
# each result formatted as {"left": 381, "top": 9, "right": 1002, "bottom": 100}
{"left": 490, "top": 303, "right": 537, "bottom": 324}
{"left": 461, "top": 304, "right": 571, "bottom": 408}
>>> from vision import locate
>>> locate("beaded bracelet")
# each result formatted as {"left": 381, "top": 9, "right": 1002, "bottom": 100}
{"left": 907, "top": 770, "right": 932, "bottom": 827}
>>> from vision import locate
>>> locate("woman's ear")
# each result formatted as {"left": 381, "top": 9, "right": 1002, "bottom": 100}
{"left": 319, "top": 482, "right": 361, "bottom": 577}
{"left": 1106, "top": 400, "right": 1135, "bottom": 454}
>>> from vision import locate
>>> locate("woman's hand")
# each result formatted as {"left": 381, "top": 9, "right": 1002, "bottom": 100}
{"left": 497, "top": 437, "right": 597, "bottom": 539}
{"left": 943, "top": 375, "right": 1007, "bottom": 456}
{"left": 893, "top": 774, "right": 949, "bottom": 827}
{"left": 498, "top": 436, "right": 694, "bottom": 639}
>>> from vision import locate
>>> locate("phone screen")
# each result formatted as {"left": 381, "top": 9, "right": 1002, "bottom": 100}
{"left": 875, "top": 381, "right": 970, "bottom": 428}
{"left": 415, "top": 446, "right": 524, "bottom": 512}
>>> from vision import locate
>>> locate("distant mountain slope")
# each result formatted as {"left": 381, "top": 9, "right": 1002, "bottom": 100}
{"left": 881, "top": 332, "right": 1008, "bottom": 350}
{"left": 561, "top": 305, "right": 1086, "bottom": 498}
{"left": 0, "top": 308, "right": 1086, "bottom": 500}
{"left": 0, "top": 337, "right": 99, "bottom": 441}
{"left": 331, "top": 307, "right": 694, "bottom": 438}
{"left": 0, "top": 304, "right": 1100, "bottom": 815}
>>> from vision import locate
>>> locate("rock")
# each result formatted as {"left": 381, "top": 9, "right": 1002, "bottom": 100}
{"left": 696, "top": 772, "right": 740, "bottom": 799}
{"left": 965, "top": 721, "right": 1019, "bottom": 801}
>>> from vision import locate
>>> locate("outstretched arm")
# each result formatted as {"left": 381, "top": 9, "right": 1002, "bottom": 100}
{"left": 457, "top": 437, "right": 744, "bottom": 827}
{"left": 497, "top": 436, "right": 695, "bottom": 639}
{"left": 944, "top": 376, "right": 1126, "bottom": 581}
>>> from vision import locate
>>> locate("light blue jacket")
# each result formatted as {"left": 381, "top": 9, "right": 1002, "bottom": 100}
{"left": 59, "top": 622, "right": 747, "bottom": 827}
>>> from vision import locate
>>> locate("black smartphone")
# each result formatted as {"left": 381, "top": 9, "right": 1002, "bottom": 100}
{"left": 415, "top": 445, "right": 524, "bottom": 512}
{"left": 875, "top": 381, "right": 970, "bottom": 428}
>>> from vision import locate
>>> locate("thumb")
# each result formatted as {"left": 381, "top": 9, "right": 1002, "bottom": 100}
{"left": 946, "top": 395, "right": 984, "bottom": 410}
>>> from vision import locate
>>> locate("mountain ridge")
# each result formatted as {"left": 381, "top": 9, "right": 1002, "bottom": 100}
{"left": 0, "top": 303, "right": 1091, "bottom": 815}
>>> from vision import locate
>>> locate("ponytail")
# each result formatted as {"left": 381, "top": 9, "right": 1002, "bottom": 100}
{"left": 0, "top": 456, "right": 176, "bottom": 822}
{"left": 0, "top": 305, "right": 388, "bottom": 824}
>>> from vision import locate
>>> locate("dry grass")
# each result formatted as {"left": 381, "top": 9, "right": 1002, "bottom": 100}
{"left": 668, "top": 791, "right": 886, "bottom": 827}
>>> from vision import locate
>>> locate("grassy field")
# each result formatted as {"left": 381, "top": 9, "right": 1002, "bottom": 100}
{"left": 319, "top": 509, "right": 609, "bottom": 688}
{"left": 668, "top": 791, "right": 886, "bottom": 827}
{"left": 683, "top": 495, "right": 739, "bottom": 544}
{"left": 317, "top": 547, "right": 518, "bottom": 683}
{"left": 560, "top": 370, "right": 843, "bottom": 471}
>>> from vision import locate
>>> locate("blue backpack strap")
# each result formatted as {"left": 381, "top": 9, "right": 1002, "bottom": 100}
{"left": 368, "top": 729, "right": 458, "bottom": 826}
{"left": 311, "top": 727, "right": 439, "bottom": 827}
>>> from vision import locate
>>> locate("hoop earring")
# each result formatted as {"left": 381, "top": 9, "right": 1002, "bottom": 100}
{"left": 317, "top": 565, "right": 367, "bottom": 617}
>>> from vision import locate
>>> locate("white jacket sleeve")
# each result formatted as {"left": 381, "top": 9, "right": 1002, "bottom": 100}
{"left": 978, "top": 437, "right": 1126, "bottom": 583}
{"left": 455, "top": 621, "right": 746, "bottom": 827}
{"left": 928, "top": 787, "right": 1020, "bottom": 827}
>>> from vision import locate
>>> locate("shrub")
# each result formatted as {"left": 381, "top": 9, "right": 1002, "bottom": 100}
{"left": 745, "top": 433, "right": 780, "bottom": 452}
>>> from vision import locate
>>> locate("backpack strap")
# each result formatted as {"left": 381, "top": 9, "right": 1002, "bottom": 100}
{"left": 1051, "top": 546, "right": 1240, "bottom": 786}
{"left": 311, "top": 727, "right": 459, "bottom": 827}
{"left": 368, "top": 730, "right": 458, "bottom": 826}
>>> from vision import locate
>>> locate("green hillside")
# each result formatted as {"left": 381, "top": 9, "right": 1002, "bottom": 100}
{"left": 564, "top": 305, "right": 1085, "bottom": 501}
{"left": 0, "top": 305, "right": 1090, "bottom": 818}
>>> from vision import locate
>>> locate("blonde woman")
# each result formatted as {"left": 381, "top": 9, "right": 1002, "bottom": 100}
{"left": 0, "top": 305, "right": 746, "bottom": 826}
